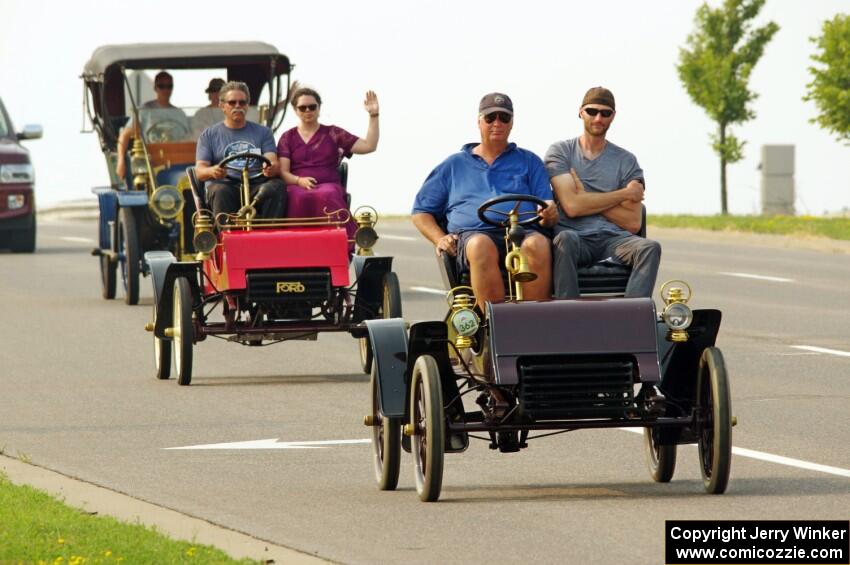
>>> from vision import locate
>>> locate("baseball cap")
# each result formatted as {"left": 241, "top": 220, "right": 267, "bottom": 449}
{"left": 479, "top": 92, "right": 513, "bottom": 115}
{"left": 581, "top": 87, "right": 615, "bottom": 109}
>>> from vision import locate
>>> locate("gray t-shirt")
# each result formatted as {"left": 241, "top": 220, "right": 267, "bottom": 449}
{"left": 544, "top": 137, "right": 644, "bottom": 235}
{"left": 196, "top": 121, "right": 276, "bottom": 179}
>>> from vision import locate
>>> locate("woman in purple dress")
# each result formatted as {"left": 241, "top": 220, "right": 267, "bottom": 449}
{"left": 277, "top": 86, "right": 380, "bottom": 242}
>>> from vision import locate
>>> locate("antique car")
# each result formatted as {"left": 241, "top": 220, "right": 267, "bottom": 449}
{"left": 144, "top": 152, "right": 399, "bottom": 385}
{"left": 81, "top": 42, "right": 292, "bottom": 304}
{"left": 365, "top": 194, "right": 733, "bottom": 502}
{"left": 0, "top": 95, "right": 42, "bottom": 253}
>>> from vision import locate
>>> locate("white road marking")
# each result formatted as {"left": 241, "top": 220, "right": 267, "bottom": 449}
{"left": 410, "top": 286, "right": 447, "bottom": 296}
{"left": 619, "top": 428, "right": 850, "bottom": 478}
{"left": 790, "top": 345, "right": 850, "bottom": 358}
{"left": 380, "top": 234, "right": 418, "bottom": 242}
{"left": 718, "top": 271, "right": 793, "bottom": 283}
{"left": 43, "top": 236, "right": 96, "bottom": 244}
{"left": 164, "top": 438, "right": 370, "bottom": 450}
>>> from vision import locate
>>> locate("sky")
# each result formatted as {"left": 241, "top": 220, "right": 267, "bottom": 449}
{"left": 1, "top": 0, "right": 847, "bottom": 216}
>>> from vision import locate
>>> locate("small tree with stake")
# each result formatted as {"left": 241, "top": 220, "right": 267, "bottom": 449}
{"left": 678, "top": 0, "right": 779, "bottom": 214}
{"left": 804, "top": 14, "right": 850, "bottom": 144}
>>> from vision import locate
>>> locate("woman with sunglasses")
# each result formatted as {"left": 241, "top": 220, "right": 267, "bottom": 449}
{"left": 277, "top": 85, "right": 380, "bottom": 243}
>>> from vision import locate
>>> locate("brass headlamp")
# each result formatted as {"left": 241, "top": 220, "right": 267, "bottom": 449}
{"left": 130, "top": 137, "right": 148, "bottom": 190}
{"left": 149, "top": 185, "right": 184, "bottom": 220}
{"left": 447, "top": 286, "right": 480, "bottom": 349}
{"left": 192, "top": 211, "right": 217, "bottom": 260}
{"left": 660, "top": 279, "right": 693, "bottom": 342}
{"left": 353, "top": 206, "right": 379, "bottom": 256}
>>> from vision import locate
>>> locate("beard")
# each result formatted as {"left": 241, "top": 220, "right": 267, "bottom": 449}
{"left": 584, "top": 121, "right": 609, "bottom": 137}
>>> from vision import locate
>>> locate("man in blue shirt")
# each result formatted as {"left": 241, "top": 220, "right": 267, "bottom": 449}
{"left": 195, "top": 81, "right": 286, "bottom": 220}
{"left": 412, "top": 93, "right": 558, "bottom": 306}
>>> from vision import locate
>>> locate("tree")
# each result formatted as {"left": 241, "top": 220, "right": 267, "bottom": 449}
{"left": 677, "top": 0, "right": 779, "bottom": 214}
{"left": 804, "top": 14, "right": 850, "bottom": 144}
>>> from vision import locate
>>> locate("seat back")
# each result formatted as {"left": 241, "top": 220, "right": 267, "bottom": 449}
{"left": 185, "top": 166, "right": 206, "bottom": 213}
{"left": 338, "top": 161, "right": 351, "bottom": 208}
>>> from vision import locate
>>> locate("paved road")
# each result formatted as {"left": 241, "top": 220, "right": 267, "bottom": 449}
{"left": 1, "top": 219, "right": 848, "bottom": 565}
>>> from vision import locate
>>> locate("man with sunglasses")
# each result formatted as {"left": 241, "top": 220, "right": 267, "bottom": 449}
{"left": 412, "top": 92, "right": 558, "bottom": 309}
{"left": 115, "top": 71, "right": 190, "bottom": 178}
{"left": 545, "top": 86, "right": 661, "bottom": 299}
{"left": 195, "top": 81, "right": 286, "bottom": 220}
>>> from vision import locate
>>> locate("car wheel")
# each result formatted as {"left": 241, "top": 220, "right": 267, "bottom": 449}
{"left": 173, "top": 277, "right": 194, "bottom": 386}
{"left": 370, "top": 362, "right": 401, "bottom": 490}
{"left": 9, "top": 214, "right": 36, "bottom": 253}
{"left": 697, "top": 347, "right": 732, "bottom": 494}
{"left": 153, "top": 300, "right": 171, "bottom": 380}
{"left": 118, "top": 207, "right": 140, "bottom": 305}
{"left": 410, "top": 354, "right": 444, "bottom": 502}
{"left": 359, "top": 271, "right": 403, "bottom": 374}
{"left": 644, "top": 426, "right": 677, "bottom": 482}
{"left": 100, "top": 254, "right": 117, "bottom": 300}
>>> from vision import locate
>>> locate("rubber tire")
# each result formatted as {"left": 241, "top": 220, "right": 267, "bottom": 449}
{"left": 410, "top": 354, "right": 445, "bottom": 502}
{"left": 153, "top": 301, "right": 171, "bottom": 380}
{"left": 359, "top": 271, "right": 403, "bottom": 374}
{"left": 8, "top": 214, "right": 36, "bottom": 253}
{"left": 370, "top": 363, "right": 401, "bottom": 490}
{"left": 100, "top": 254, "right": 117, "bottom": 300}
{"left": 173, "top": 277, "right": 194, "bottom": 386}
{"left": 118, "top": 207, "right": 140, "bottom": 305}
{"left": 644, "top": 427, "right": 677, "bottom": 483}
{"left": 697, "top": 347, "right": 732, "bottom": 494}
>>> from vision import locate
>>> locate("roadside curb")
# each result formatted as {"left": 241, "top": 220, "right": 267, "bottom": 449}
{"left": 0, "top": 455, "right": 333, "bottom": 564}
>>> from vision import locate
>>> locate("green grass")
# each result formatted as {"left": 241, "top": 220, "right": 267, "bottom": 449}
{"left": 647, "top": 214, "right": 850, "bottom": 241}
{"left": 0, "top": 472, "right": 259, "bottom": 565}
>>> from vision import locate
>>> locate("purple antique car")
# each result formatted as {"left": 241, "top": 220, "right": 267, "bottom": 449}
{"left": 365, "top": 194, "right": 732, "bottom": 502}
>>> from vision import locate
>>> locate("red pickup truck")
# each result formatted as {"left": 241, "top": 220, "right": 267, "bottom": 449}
{"left": 0, "top": 96, "right": 42, "bottom": 253}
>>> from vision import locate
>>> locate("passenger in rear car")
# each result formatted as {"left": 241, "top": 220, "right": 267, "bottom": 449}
{"left": 545, "top": 86, "right": 661, "bottom": 299}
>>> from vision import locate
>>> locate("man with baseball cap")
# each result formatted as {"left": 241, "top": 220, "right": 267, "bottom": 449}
{"left": 412, "top": 92, "right": 558, "bottom": 309}
{"left": 191, "top": 77, "right": 226, "bottom": 137}
{"left": 544, "top": 86, "right": 661, "bottom": 299}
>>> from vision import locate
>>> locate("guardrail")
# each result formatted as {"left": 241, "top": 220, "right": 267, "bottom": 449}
{"left": 37, "top": 199, "right": 98, "bottom": 221}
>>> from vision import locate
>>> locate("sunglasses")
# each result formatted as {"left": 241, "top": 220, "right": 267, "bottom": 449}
{"left": 584, "top": 107, "right": 614, "bottom": 118}
{"left": 225, "top": 99, "right": 248, "bottom": 107}
{"left": 155, "top": 83, "right": 173, "bottom": 90}
{"left": 297, "top": 104, "right": 318, "bottom": 112}
{"left": 483, "top": 111, "right": 512, "bottom": 124}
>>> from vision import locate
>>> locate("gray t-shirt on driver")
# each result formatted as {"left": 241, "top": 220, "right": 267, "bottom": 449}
{"left": 196, "top": 121, "right": 275, "bottom": 180}
{"left": 544, "top": 137, "right": 644, "bottom": 236}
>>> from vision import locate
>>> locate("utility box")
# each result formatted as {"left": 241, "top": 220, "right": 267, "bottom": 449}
{"left": 760, "top": 145, "right": 795, "bottom": 215}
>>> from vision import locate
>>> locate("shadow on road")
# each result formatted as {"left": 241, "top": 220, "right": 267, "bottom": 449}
{"left": 188, "top": 373, "right": 369, "bottom": 387}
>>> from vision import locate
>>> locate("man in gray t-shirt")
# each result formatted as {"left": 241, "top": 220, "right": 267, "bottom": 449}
{"left": 544, "top": 87, "right": 661, "bottom": 299}
{"left": 195, "top": 81, "right": 285, "bottom": 220}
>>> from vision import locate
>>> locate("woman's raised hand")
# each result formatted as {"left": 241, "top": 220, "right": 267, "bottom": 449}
{"left": 364, "top": 90, "right": 379, "bottom": 117}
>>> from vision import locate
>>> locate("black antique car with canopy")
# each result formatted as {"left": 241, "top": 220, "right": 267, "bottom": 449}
{"left": 82, "top": 42, "right": 292, "bottom": 304}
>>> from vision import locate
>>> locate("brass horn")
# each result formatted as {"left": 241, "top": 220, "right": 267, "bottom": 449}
{"left": 504, "top": 248, "right": 537, "bottom": 284}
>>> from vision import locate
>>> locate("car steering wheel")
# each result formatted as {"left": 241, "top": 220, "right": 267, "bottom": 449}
{"left": 477, "top": 194, "right": 549, "bottom": 228}
{"left": 218, "top": 151, "right": 272, "bottom": 180}
{"left": 145, "top": 119, "right": 190, "bottom": 143}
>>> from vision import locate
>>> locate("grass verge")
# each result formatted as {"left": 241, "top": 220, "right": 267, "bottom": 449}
{"left": 647, "top": 214, "right": 850, "bottom": 241}
{"left": 0, "top": 472, "right": 258, "bottom": 564}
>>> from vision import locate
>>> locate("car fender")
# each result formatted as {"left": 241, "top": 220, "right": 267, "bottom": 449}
{"left": 366, "top": 318, "right": 407, "bottom": 418}
{"left": 91, "top": 187, "right": 117, "bottom": 250}
{"left": 153, "top": 261, "right": 201, "bottom": 339}
{"left": 115, "top": 191, "right": 148, "bottom": 207}
{"left": 352, "top": 255, "right": 394, "bottom": 323}
{"left": 145, "top": 251, "right": 176, "bottom": 305}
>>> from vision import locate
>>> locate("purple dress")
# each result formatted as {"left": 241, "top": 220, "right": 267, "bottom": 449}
{"left": 277, "top": 125, "right": 359, "bottom": 244}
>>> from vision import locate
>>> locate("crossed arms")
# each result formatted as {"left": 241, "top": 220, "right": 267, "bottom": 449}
{"left": 551, "top": 169, "right": 644, "bottom": 234}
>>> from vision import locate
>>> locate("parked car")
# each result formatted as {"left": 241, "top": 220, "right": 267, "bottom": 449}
{"left": 0, "top": 95, "right": 42, "bottom": 253}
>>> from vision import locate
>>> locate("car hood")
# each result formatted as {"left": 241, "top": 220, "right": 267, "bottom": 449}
{"left": 0, "top": 138, "right": 31, "bottom": 164}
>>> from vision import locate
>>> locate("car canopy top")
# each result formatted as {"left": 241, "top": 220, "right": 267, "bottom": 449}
{"left": 83, "top": 42, "right": 292, "bottom": 146}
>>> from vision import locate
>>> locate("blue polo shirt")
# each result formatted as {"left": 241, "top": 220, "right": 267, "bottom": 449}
{"left": 412, "top": 143, "right": 552, "bottom": 233}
